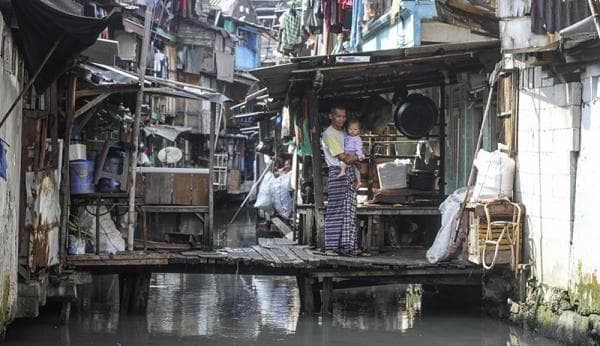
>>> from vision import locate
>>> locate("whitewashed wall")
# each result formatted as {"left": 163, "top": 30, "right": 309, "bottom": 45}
{"left": 515, "top": 62, "right": 600, "bottom": 313}
{"left": 0, "top": 15, "right": 23, "bottom": 334}
{"left": 571, "top": 64, "right": 600, "bottom": 313}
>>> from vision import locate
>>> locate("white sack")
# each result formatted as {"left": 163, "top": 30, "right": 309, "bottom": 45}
{"left": 426, "top": 187, "right": 466, "bottom": 264}
{"left": 79, "top": 206, "right": 125, "bottom": 254}
{"left": 471, "top": 149, "right": 515, "bottom": 202}
{"left": 254, "top": 171, "right": 274, "bottom": 213}
{"left": 270, "top": 172, "right": 293, "bottom": 219}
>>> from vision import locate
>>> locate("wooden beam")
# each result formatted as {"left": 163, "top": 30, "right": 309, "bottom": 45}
{"left": 73, "top": 92, "right": 110, "bottom": 119}
{"left": 76, "top": 86, "right": 138, "bottom": 98}
{"left": 307, "top": 93, "right": 325, "bottom": 249}
{"left": 76, "top": 106, "right": 99, "bottom": 130}
{"left": 291, "top": 52, "right": 473, "bottom": 74}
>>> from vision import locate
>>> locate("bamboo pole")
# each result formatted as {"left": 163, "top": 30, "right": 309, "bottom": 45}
{"left": 452, "top": 62, "right": 502, "bottom": 242}
{"left": 127, "top": 0, "right": 153, "bottom": 251}
{"left": 228, "top": 161, "right": 274, "bottom": 225}
{"left": 0, "top": 38, "right": 62, "bottom": 130}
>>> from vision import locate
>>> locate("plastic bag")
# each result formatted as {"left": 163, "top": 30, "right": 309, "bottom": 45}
{"left": 270, "top": 173, "right": 293, "bottom": 219}
{"left": 377, "top": 159, "right": 410, "bottom": 190}
{"left": 426, "top": 187, "right": 466, "bottom": 264}
{"left": 254, "top": 172, "right": 274, "bottom": 212}
{"left": 79, "top": 206, "right": 125, "bottom": 254}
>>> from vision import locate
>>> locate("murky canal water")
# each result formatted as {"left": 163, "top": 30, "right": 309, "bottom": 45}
{"left": 4, "top": 206, "right": 562, "bottom": 345}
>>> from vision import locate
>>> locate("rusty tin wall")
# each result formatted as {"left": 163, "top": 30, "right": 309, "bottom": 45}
{"left": 25, "top": 169, "right": 61, "bottom": 272}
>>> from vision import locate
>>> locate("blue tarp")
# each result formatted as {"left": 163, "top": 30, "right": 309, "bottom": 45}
{"left": 0, "top": 139, "right": 8, "bottom": 180}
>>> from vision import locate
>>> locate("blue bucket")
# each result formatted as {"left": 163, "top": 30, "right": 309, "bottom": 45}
{"left": 70, "top": 160, "right": 95, "bottom": 194}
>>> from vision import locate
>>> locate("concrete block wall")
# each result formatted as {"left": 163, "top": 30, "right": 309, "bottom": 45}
{"left": 570, "top": 64, "right": 600, "bottom": 314}
{"left": 514, "top": 65, "right": 582, "bottom": 290}
{"left": 0, "top": 15, "right": 23, "bottom": 335}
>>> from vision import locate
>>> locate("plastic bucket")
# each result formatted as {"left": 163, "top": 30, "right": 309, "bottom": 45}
{"left": 70, "top": 160, "right": 95, "bottom": 194}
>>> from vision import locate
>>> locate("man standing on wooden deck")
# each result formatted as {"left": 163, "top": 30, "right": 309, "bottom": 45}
{"left": 321, "top": 105, "right": 361, "bottom": 256}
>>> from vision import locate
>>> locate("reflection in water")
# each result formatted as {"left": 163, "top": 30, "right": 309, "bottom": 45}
{"left": 3, "top": 206, "right": 563, "bottom": 346}
{"left": 146, "top": 274, "right": 300, "bottom": 338}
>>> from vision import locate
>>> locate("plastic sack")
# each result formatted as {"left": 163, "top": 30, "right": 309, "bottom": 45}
{"left": 471, "top": 149, "right": 515, "bottom": 202}
{"left": 79, "top": 206, "right": 125, "bottom": 254}
{"left": 426, "top": 187, "right": 466, "bottom": 264}
{"left": 270, "top": 172, "right": 293, "bottom": 219}
{"left": 254, "top": 172, "right": 274, "bottom": 212}
{"left": 68, "top": 235, "right": 86, "bottom": 255}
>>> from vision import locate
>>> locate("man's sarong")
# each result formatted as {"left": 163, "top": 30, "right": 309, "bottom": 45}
{"left": 324, "top": 166, "right": 358, "bottom": 255}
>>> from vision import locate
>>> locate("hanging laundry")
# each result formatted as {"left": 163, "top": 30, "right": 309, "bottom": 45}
{"left": 349, "top": 0, "right": 362, "bottom": 52}
{"left": 324, "top": 0, "right": 342, "bottom": 33}
{"left": 302, "top": 0, "right": 323, "bottom": 34}
{"left": 280, "top": 8, "right": 302, "bottom": 52}
{"left": 0, "top": 138, "right": 8, "bottom": 180}
{"left": 154, "top": 51, "right": 167, "bottom": 78}
{"left": 390, "top": 0, "right": 402, "bottom": 24}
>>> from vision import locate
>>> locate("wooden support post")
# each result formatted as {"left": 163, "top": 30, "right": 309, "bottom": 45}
{"left": 304, "top": 206, "right": 314, "bottom": 246}
{"left": 206, "top": 101, "right": 216, "bottom": 249}
{"left": 60, "top": 76, "right": 76, "bottom": 263}
{"left": 119, "top": 272, "right": 152, "bottom": 313}
{"left": 297, "top": 275, "right": 320, "bottom": 314}
{"left": 142, "top": 209, "right": 148, "bottom": 251}
{"left": 95, "top": 197, "right": 101, "bottom": 255}
{"left": 439, "top": 85, "right": 446, "bottom": 193}
{"left": 321, "top": 277, "right": 333, "bottom": 315}
{"left": 127, "top": 0, "right": 153, "bottom": 251}
{"left": 307, "top": 93, "right": 325, "bottom": 249}
{"left": 292, "top": 149, "right": 300, "bottom": 241}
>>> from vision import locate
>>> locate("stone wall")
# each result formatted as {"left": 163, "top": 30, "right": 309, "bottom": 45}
{"left": 0, "top": 15, "right": 23, "bottom": 337}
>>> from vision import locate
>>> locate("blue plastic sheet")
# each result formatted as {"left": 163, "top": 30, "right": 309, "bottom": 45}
{"left": 0, "top": 138, "right": 8, "bottom": 180}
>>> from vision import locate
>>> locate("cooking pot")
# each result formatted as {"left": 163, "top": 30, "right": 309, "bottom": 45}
{"left": 394, "top": 94, "right": 438, "bottom": 139}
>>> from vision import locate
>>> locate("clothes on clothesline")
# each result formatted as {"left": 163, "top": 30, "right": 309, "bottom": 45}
{"left": 323, "top": 0, "right": 354, "bottom": 34}
{"left": 349, "top": 0, "right": 362, "bottom": 52}
{"left": 279, "top": 8, "right": 302, "bottom": 52}
{"left": 153, "top": 51, "right": 168, "bottom": 79}
{"left": 302, "top": 0, "right": 323, "bottom": 34}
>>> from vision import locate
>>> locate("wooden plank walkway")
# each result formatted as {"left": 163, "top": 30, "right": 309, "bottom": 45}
{"left": 67, "top": 239, "right": 482, "bottom": 285}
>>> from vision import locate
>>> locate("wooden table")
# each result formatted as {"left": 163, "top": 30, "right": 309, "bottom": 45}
{"left": 297, "top": 204, "right": 440, "bottom": 252}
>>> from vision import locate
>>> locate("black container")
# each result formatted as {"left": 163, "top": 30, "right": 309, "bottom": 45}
{"left": 393, "top": 93, "right": 438, "bottom": 139}
{"left": 408, "top": 170, "right": 436, "bottom": 191}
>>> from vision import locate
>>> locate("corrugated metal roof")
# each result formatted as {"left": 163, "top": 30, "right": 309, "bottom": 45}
{"left": 251, "top": 40, "right": 500, "bottom": 100}
{"left": 531, "top": 0, "right": 592, "bottom": 34}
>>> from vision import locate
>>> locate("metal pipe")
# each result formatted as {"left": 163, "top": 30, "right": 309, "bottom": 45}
{"left": 127, "top": 0, "right": 153, "bottom": 251}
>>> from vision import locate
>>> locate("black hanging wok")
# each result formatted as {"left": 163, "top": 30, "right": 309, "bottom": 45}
{"left": 393, "top": 93, "right": 438, "bottom": 139}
